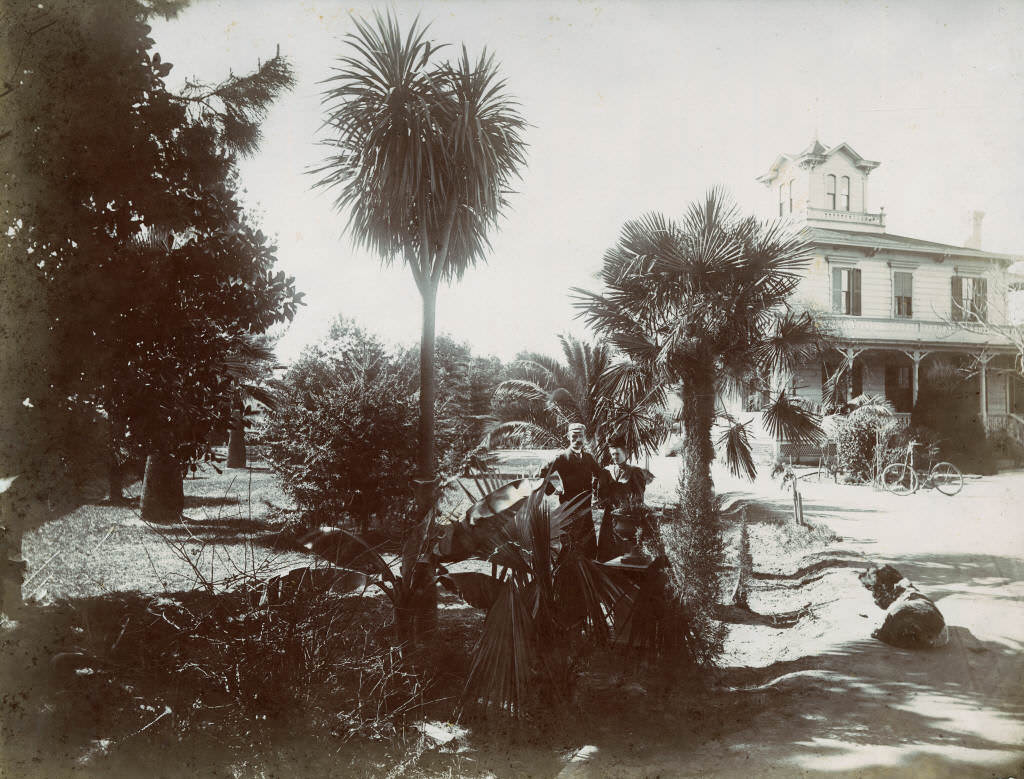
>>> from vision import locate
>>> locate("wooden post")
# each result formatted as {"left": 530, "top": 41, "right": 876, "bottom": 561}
{"left": 978, "top": 352, "right": 993, "bottom": 429}
{"left": 902, "top": 350, "right": 930, "bottom": 408}
{"left": 731, "top": 507, "right": 751, "bottom": 609}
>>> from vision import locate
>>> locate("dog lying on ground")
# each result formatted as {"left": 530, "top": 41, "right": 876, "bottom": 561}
{"left": 858, "top": 564, "right": 949, "bottom": 649}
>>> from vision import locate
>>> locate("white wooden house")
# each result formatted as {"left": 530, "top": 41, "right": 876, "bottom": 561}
{"left": 756, "top": 139, "right": 1022, "bottom": 441}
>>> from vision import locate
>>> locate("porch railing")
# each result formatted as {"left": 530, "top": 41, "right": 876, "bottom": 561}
{"left": 819, "top": 314, "right": 1015, "bottom": 348}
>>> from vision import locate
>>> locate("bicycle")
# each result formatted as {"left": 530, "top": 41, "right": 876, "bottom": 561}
{"left": 880, "top": 440, "right": 963, "bottom": 496}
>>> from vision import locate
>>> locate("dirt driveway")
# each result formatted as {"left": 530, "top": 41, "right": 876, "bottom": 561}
{"left": 574, "top": 463, "right": 1024, "bottom": 778}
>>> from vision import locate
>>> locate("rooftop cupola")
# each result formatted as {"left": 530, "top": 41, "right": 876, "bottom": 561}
{"left": 757, "top": 139, "right": 885, "bottom": 233}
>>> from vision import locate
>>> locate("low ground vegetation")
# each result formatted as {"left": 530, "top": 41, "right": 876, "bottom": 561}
{"left": 7, "top": 457, "right": 839, "bottom": 775}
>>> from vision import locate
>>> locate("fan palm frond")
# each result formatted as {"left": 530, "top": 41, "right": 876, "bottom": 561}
{"left": 463, "top": 577, "right": 535, "bottom": 712}
{"left": 715, "top": 418, "right": 757, "bottom": 480}
{"left": 822, "top": 353, "right": 854, "bottom": 412}
{"left": 754, "top": 310, "right": 822, "bottom": 378}
{"left": 761, "top": 392, "right": 822, "bottom": 445}
{"left": 846, "top": 394, "right": 895, "bottom": 416}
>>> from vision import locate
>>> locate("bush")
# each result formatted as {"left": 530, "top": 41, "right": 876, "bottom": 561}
{"left": 911, "top": 360, "right": 990, "bottom": 471}
{"left": 642, "top": 470, "right": 727, "bottom": 670}
{"left": 829, "top": 406, "right": 906, "bottom": 483}
{"left": 265, "top": 322, "right": 419, "bottom": 531}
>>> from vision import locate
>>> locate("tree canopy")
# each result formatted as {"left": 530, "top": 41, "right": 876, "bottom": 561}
{"left": 1, "top": 0, "right": 301, "bottom": 511}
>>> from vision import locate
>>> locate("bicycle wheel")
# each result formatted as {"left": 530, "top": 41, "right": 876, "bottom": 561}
{"left": 881, "top": 463, "right": 917, "bottom": 496}
{"left": 930, "top": 462, "right": 963, "bottom": 496}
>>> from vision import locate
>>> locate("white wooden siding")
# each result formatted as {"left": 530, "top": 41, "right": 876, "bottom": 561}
{"left": 796, "top": 250, "right": 1008, "bottom": 326}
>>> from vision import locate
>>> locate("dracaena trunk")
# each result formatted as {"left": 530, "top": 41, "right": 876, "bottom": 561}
{"left": 415, "top": 279, "right": 438, "bottom": 515}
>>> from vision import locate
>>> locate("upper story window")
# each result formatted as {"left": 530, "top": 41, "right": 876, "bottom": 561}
{"left": 893, "top": 271, "right": 913, "bottom": 318}
{"left": 787, "top": 180, "right": 794, "bottom": 214}
{"left": 831, "top": 267, "right": 862, "bottom": 316}
{"left": 778, "top": 185, "right": 784, "bottom": 217}
{"left": 951, "top": 276, "right": 987, "bottom": 322}
{"left": 839, "top": 176, "right": 850, "bottom": 211}
{"left": 825, "top": 174, "right": 836, "bottom": 210}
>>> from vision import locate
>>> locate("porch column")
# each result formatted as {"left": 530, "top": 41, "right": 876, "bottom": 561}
{"left": 902, "top": 350, "right": 930, "bottom": 407}
{"left": 978, "top": 352, "right": 993, "bottom": 428}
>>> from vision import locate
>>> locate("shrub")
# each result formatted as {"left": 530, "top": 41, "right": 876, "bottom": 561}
{"left": 636, "top": 470, "right": 727, "bottom": 670}
{"left": 829, "top": 406, "right": 906, "bottom": 483}
{"left": 265, "top": 323, "right": 419, "bottom": 531}
{"left": 911, "top": 359, "right": 990, "bottom": 470}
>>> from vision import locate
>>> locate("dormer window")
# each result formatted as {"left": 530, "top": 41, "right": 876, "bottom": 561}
{"left": 840, "top": 176, "right": 850, "bottom": 211}
{"left": 825, "top": 175, "right": 836, "bottom": 210}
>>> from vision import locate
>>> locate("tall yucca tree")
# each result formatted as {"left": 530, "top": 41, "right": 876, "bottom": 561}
{"left": 316, "top": 12, "right": 527, "bottom": 509}
{"left": 487, "top": 334, "right": 667, "bottom": 461}
{"left": 573, "top": 189, "right": 822, "bottom": 512}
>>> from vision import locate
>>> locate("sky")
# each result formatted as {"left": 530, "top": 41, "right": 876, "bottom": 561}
{"left": 152, "top": 0, "right": 1024, "bottom": 364}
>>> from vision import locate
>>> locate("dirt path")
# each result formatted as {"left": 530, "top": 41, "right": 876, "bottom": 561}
{"left": 556, "top": 465, "right": 1024, "bottom": 778}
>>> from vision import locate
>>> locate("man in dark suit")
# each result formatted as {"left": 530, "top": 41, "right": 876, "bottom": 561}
{"left": 539, "top": 423, "right": 603, "bottom": 556}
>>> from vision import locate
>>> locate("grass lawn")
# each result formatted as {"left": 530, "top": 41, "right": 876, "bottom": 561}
{"left": 22, "top": 460, "right": 306, "bottom": 603}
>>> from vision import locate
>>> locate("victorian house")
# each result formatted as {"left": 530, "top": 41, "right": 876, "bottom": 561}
{"left": 756, "top": 139, "right": 1022, "bottom": 440}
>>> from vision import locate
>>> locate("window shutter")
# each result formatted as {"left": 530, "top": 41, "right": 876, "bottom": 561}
{"left": 832, "top": 268, "right": 843, "bottom": 312}
{"left": 851, "top": 269, "right": 862, "bottom": 316}
{"left": 951, "top": 276, "right": 963, "bottom": 321}
{"left": 975, "top": 278, "right": 988, "bottom": 322}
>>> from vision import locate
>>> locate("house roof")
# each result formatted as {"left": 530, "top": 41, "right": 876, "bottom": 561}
{"left": 807, "top": 226, "right": 1019, "bottom": 264}
{"left": 757, "top": 139, "right": 880, "bottom": 184}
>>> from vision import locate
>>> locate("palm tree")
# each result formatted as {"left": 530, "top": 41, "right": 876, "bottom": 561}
{"left": 487, "top": 334, "right": 667, "bottom": 461}
{"left": 573, "top": 189, "right": 823, "bottom": 516}
{"left": 316, "top": 12, "right": 527, "bottom": 510}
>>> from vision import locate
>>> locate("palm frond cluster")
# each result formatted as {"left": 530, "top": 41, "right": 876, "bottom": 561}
{"left": 574, "top": 188, "right": 826, "bottom": 478}
{"left": 487, "top": 334, "right": 668, "bottom": 461}
{"left": 315, "top": 11, "right": 528, "bottom": 289}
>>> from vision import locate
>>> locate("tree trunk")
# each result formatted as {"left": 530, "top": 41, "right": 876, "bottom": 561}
{"left": 106, "top": 446, "right": 125, "bottom": 504}
{"left": 415, "top": 280, "right": 438, "bottom": 515}
{"left": 0, "top": 488, "right": 27, "bottom": 617}
{"left": 226, "top": 408, "right": 246, "bottom": 469}
{"left": 677, "top": 366, "right": 724, "bottom": 602}
{"left": 103, "top": 414, "right": 127, "bottom": 504}
{"left": 679, "top": 367, "right": 717, "bottom": 529}
{"left": 140, "top": 452, "right": 184, "bottom": 523}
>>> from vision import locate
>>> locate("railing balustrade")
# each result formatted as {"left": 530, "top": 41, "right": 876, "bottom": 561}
{"left": 807, "top": 207, "right": 885, "bottom": 227}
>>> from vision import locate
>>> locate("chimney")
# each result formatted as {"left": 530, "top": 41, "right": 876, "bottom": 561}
{"left": 964, "top": 210, "right": 984, "bottom": 250}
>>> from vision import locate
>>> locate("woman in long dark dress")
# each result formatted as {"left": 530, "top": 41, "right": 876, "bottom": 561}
{"left": 596, "top": 438, "right": 651, "bottom": 562}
